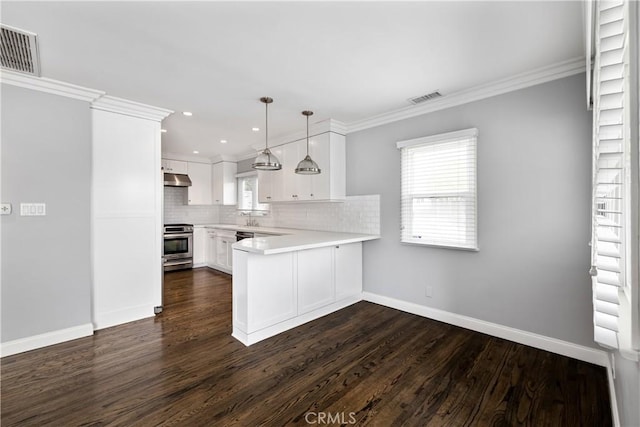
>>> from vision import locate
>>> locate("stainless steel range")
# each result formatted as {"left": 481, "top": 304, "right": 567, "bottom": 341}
{"left": 163, "top": 223, "right": 193, "bottom": 271}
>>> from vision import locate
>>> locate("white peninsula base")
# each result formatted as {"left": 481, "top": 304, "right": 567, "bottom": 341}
{"left": 232, "top": 241, "right": 365, "bottom": 346}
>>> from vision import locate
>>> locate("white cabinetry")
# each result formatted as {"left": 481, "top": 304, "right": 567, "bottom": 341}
{"left": 193, "top": 226, "right": 207, "bottom": 267}
{"left": 161, "top": 159, "right": 188, "bottom": 174}
{"left": 187, "top": 162, "right": 212, "bottom": 205}
{"left": 257, "top": 131, "right": 345, "bottom": 203}
{"left": 258, "top": 146, "right": 284, "bottom": 203}
{"left": 232, "top": 241, "right": 363, "bottom": 345}
{"left": 335, "top": 243, "right": 363, "bottom": 300}
{"left": 298, "top": 247, "right": 334, "bottom": 314}
{"left": 234, "top": 251, "right": 297, "bottom": 334}
{"left": 206, "top": 229, "right": 217, "bottom": 268}
{"left": 207, "top": 228, "right": 235, "bottom": 274}
{"left": 212, "top": 161, "right": 237, "bottom": 205}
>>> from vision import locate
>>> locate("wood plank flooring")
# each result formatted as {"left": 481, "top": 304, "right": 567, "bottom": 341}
{"left": 1, "top": 268, "right": 612, "bottom": 426}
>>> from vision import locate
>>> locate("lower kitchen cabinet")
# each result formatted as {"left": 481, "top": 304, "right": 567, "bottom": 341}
{"left": 232, "top": 241, "right": 363, "bottom": 345}
{"left": 206, "top": 228, "right": 235, "bottom": 274}
{"left": 335, "top": 242, "right": 363, "bottom": 300}
{"left": 192, "top": 226, "right": 207, "bottom": 267}
{"left": 298, "top": 246, "right": 334, "bottom": 314}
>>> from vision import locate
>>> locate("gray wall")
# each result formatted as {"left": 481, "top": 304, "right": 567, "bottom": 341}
{"left": 347, "top": 74, "right": 596, "bottom": 348}
{"left": 1, "top": 85, "right": 92, "bottom": 342}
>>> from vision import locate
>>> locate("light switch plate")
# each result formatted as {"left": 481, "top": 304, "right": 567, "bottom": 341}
{"left": 0, "top": 203, "right": 12, "bottom": 215}
{"left": 20, "top": 203, "right": 46, "bottom": 216}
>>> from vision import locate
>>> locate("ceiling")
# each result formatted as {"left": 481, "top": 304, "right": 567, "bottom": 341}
{"left": 1, "top": 1, "right": 585, "bottom": 160}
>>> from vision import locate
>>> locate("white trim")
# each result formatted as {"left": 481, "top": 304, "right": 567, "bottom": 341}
{"left": 347, "top": 57, "right": 586, "bottom": 134}
{"left": 0, "top": 69, "right": 105, "bottom": 102}
{"left": 236, "top": 151, "right": 260, "bottom": 162}
{"left": 362, "top": 292, "right": 609, "bottom": 367}
{"left": 606, "top": 353, "right": 622, "bottom": 427}
{"left": 92, "top": 304, "right": 156, "bottom": 330}
{"left": 91, "top": 95, "right": 173, "bottom": 122}
{"left": 396, "top": 127, "right": 478, "bottom": 149}
{"left": 235, "top": 171, "right": 257, "bottom": 178}
{"left": 233, "top": 294, "right": 362, "bottom": 346}
{"left": 211, "top": 154, "right": 238, "bottom": 163}
{"left": 0, "top": 323, "right": 94, "bottom": 358}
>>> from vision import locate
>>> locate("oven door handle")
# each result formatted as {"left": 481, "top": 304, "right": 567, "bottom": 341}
{"left": 164, "top": 233, "right": 192, "bottom": 239}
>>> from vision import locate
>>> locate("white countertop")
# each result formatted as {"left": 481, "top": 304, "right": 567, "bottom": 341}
{"left": 232, "top": 229, "right": 380, "bottom": 255}
{"left": 195, "top": 224, "right": 295, "bottom": 236}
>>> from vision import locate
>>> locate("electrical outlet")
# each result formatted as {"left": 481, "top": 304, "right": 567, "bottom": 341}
{"left": 0, "top": 203, "right": 12, "bottom": 215}
{"left": 425, "top": 285, "right": 433, "bottom": 298}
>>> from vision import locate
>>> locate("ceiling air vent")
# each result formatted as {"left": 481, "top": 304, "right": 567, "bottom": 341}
{"left": 0, "top": 24, "right": 40, "bottom": 76}
{"left": 408, "top": 91, "right": 442, "bottom": 105}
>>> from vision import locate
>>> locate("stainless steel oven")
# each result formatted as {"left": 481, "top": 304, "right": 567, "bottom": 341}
{"left": 163, "top": 224, "right": 193, "bottom": 271}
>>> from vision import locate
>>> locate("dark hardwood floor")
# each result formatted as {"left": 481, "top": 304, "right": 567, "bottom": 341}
{"left": 1, "top": 268, "right": 611, "bottom": 426}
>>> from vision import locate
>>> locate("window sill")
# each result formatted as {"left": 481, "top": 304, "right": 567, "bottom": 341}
{"left": 400, "top": 241, "right": 479, "bottom": 252}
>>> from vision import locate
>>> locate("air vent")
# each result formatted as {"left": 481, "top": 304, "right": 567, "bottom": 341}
{"left": 0, "top": 24, "right": 40, "bottom": 76}
{"left": 408, "top": 91, "right": 442, "bottom": 105}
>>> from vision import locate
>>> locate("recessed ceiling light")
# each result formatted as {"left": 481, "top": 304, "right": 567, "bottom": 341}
{"left": 161, "top": 129, "right": 167, "bottom": 133}
{"left": 193, "top": 150, "right": 199, "bottom": 154}
{"left": 220, "top": 139, "right": 228, "bottom": 144}
{"left": 252, "top": 127, "right": 260, "bottom": 132}
{"left": 182, "top": 111, "right": 193, "bottom": 116}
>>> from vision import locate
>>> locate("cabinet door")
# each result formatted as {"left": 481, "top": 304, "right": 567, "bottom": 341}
{"left": 193, "top": 227, "right": 207, "bottom": 266}
{"left": 212, "top": 163, "right": 223, "bottom": 205}
{"left": 298, "top": 247, "right": 335, "bottom": 314}
{"left": 258, "top": 146, "right": 284, "bottom": 203}
{"left": 247, "top": 252, "right": 296, "bottom": 332}
{"left": 282, "top": 141, "right": 305, "bottom": 201}
{"left": 206, "top": 230, "right": 217, "bottom": 267}
{"left": 187, "top": 162, "right": 212, "bottom": 205}
{"left": 308, "top": 133, "right": 331, "bottom": 200}
{"left": 162, "top": 159, "right": 188, "bottom": 174}
{"left": 335, "top": 243, "right": 363, "bottom": 300}
{"left": 216, "top": 236, "right": 228, "bottom": 267}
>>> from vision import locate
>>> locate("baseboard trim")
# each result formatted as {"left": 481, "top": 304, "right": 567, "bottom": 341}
{"left": 362, "top": 292, "right": 609, "bottom": 367}
{"left": 0, "top": 323, "right": 94, "bottom": 358}
{"left": 93, "top": 304, "right": 156, "bottom": 330}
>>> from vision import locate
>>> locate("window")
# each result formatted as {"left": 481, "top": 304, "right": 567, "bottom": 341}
{"left": 236, "top": 173, "right": 268, "bottom": 212}
{"left": 590, "top": 0, "right": 638, "bottom": 354}
{"left": 397, "top": 128, "right": 478, "bottom": 250}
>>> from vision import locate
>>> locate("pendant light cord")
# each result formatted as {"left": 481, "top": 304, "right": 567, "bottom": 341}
{"left": 265, "top": 101, "right": 269, "bottom": 150}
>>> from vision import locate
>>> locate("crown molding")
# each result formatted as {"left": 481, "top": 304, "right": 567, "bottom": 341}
{"left": 211, "top": 154, "right": 238, "bottom": 164}
{"left": 0, "top": 69, "right": 105, "bottom": 102}
{"left": 91, "top": 95, "right": 173, "bottom": 122}
{"left": 346, "top": 56, "right": 587, "bottom": 134}
{"left": 236, "top": 151, "right": 260, "bottom": 162}
{"left": 250, "top": 118, "right": 348, "bottom": 151}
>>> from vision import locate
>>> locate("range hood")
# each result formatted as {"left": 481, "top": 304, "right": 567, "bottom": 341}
{"left": 164, "top": 173, "right": 192, "bottom": 187}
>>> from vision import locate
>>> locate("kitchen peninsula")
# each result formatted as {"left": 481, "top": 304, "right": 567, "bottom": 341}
{"left": 232, "top": 230, "right": 379, "bottom": 346}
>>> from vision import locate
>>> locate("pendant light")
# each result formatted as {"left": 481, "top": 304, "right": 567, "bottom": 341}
{"left": 252, "top": 97, "right": 282, "bottom": 171}
{"left": 295, "top": 110, "right": 321, "bottom": 175}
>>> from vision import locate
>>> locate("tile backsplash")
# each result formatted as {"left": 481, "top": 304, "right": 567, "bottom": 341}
{"left": 164, "top": 186, "right": 380, "bottom": 235}
{"left": 163, "top": 186, "right": 220, "bottom": 225}
{"left": 234, "top": 194, "right": 380, "bottom": 235}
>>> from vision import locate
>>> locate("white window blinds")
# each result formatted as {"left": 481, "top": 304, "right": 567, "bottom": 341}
{"left": 591, "top": 0, "right": 628, "bottom": 349}
{"left": 397, "top": 128, "right": 478, "bottom": 250}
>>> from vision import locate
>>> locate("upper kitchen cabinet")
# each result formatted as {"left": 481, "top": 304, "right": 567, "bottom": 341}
{"left": 260, "top": 131, "right": 345, "bottom": 202}
{"left": 212, "top": 161, "right": 237, "bottom": 205}
{"left": 187, "top": 162, "right": 213, "bottom": 205}
{"left": 161, "top": 159, "right": 188, "bottom": 174}
{"left": 258, "top": 145, "right": 284, "bottom": 203}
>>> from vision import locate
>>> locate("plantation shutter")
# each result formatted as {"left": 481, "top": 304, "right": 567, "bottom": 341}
{"left": 397, "top": 128, "right": 478, "bottom": 250}
{"left": 591, "top": 0, "right": 628, "bottom": 349}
